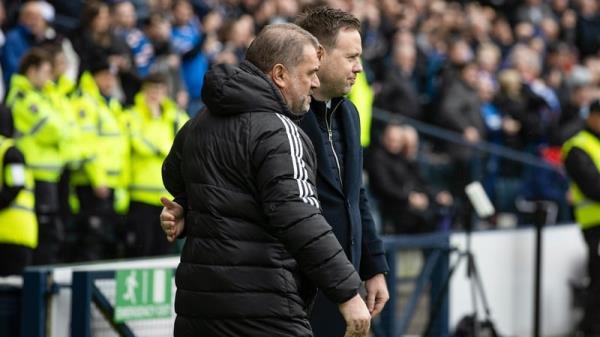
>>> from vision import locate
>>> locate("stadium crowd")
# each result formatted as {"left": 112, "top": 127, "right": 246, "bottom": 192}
{"left": 0, "top": 0, "right": 598, "bottom": 273}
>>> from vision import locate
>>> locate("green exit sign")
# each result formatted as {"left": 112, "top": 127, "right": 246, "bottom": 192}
{"left": 114, "top": 269, "right": 173, "bottom": 322}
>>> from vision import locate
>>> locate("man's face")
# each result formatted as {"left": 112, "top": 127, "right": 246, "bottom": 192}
{"left": 92, "top": 6, "right": 110, "bottom": 33}
{"left": 30, "top": 62, "right": 52, "bottom": 89}
{"left": 383, "top": 126, "right": 404, "bottom": 155}
{"left": 53, "top": 52, "right": 67, "bottom": 79}
{"left": 114, "top": 2, "right": 136, "bottom": 29}
{"left": 316, "top": 28, "right": 362, "bottom": 100}
{"left": 144, "top": 83, "right": 168, "bottom": 106}
{"left": 282, "top": 44, "right": 320, "bottom": 115}
{"left": 21, "top": 4, "right": 46, "bottom": 38}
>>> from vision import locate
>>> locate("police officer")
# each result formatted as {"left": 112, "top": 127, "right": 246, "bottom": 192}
{"left": 43, "top": 43, "right": 81, "bottom": 240}
{"left": 0, "top": 127, "right": 37, "bottom": 275}
{"left": 5, "top": 48, "right": 64, "bottom": 265}
{"left": 70, "top": 58, "right": 128, "bottom": 261}
{"left": 563, "top": 100, "right": 600, "bottom": 336}
{"left": 127, "top": 73, "right": 187, "bottom": 257}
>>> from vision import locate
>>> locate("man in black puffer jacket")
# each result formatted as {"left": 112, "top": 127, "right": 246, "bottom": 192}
{"left": 161, "top": 23, "right": 371, "bottom": 337}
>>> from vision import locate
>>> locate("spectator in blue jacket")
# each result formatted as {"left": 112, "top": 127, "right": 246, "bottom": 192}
{"left": 1, "top": 1, "right": 47, "bottom": 86}
{"left": 111, "top": 0, "right": 155, "bottom": 77}
{"left": 171, "top": 0, "right": 208, "bottom": 116}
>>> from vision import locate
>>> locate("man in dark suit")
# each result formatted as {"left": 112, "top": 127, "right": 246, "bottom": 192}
{"left": 161, "top": 7, "right": 389, "bottom": 337}
{"left": 294, "top": 7, "right": 389, "bottom": 337}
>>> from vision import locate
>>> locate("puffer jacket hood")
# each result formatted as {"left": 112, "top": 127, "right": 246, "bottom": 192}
{"left": 202, "top": 60, "right": 301, "bottom": 121}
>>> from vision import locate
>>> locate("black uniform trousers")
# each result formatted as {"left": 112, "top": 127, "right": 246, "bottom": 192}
{"left": 0, "top": 244, "right": 32, "bottom": 276}
{"left": 32, "top": 180, "right": 63, "bottom": 265}
{"left": 127, "top": 201, "right": 173, "bottom": 257}
{"left": 74, "top": 186, "right": 117, "bottom": 261}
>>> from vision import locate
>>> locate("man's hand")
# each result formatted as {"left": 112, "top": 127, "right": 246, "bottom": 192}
{"left": 160, "top": 197, "right": 185, "bottom": 242}
{"left": 338, "top": 293, "right": 371, "bottom": 337}
{"left": 365, "top": 273, "right": 389, "bottom": 317}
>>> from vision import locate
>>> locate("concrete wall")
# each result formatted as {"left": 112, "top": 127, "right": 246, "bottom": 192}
{"left": 450, "top": 224, "right": 587, "bottom": 337}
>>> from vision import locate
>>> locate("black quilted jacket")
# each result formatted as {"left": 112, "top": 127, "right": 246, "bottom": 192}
{"left": 162, "top": 60, "right": 361, "bottom": 337}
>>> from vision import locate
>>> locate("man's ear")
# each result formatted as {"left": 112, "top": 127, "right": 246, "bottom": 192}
{"left": 270, "top": 63, "right": 288, "bottom": 89}
{"left": 317, "top": 45, "right": 325, "bottom": 62}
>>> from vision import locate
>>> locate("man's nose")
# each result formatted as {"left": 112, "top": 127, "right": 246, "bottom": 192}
{"left": 354, "top": 60, "right": 363, "bottom": 74}
{"left": 312, "top": 74, "right": 320, "bottom": 89}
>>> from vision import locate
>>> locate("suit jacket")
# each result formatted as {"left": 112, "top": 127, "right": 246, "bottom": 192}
{"left": 300, "top": 97, "right": 388, "bottom": 280}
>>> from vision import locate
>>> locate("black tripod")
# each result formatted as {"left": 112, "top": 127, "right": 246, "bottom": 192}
{"left": 424, "top": 223, "right": 497, "bottom": 337}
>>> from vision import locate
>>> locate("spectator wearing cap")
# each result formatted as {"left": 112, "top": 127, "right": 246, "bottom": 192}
{"left": 563, "top": 100, "right": 600, "bottom": 336}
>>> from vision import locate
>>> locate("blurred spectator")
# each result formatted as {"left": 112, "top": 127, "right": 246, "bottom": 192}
{"left": 477, "top": 43, "right": 501, "bottom": 81}
{"left": 374, "top": 42, "right": 422, "bottom": 120}
{"left": 575, "top": 0, "right": 600, "bottom": 59}
{"left": 439, "top": 38, "right": 474, "bottom": 95}
{"left": 491, "top": 69, "right": 528, "bottom": 212}
{"left": 549, "top": 66, "right": 594, "bottom": 146}
{"left": 438, "top": 60, "right": 484, "bottom": 227}
{"left": 70, "top": 1, "right": 138, "bottom": 103}
{"left": 439, "top": 61, "right": 484, "bottom": 155}
{"left": 494, "top": 69, "right": 527, "bottom": 174}
{"left": 516, "top": 0, "right": 554, "bottom": 26}
{"left": 5, "top": 48, "right": 65, "bottom": 264}
{"left": 478, "top": 75, "right": 503, "bottom": 200}
{"left": 368, "top": 123, "right": 453, "bottom": 234}
{"left": 490, "top": 15, "right": 515, "bottom": 57}
{"left": 1, "top": 1, "right": 47, "bottom": 86}
{"left": 143, "top": 13, "right": 188, "bottom": 108}
{"left": 171, "top": 0, "right": 209, "bottom": 116}
{"left": 111, "top": 0, "right": 155, "bottom": 77}
{"left": 126, "top": 73, "right": 187, "bottom": 257}
{"left": 511, "top": 44, "right": 560, "bottom": 144}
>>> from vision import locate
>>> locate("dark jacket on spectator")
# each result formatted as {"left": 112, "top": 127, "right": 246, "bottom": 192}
{"left": 162, "top": 61, "right": 361, "bottom": 337}
{"left": 70, "top": 29, "right": 139, "bottom": 103}
{"left": 576, "top": 12, "right": 600, "bottom": 59}
{"left": 438, "top": 78, "right": 485, "bottom": 160}
{"left": 494, "top": 91, "right": 528, "bottom": 176}
{"left": 367, "top": 145, "right": 437, "bottom": 234}
{"left": 374, "top": 66, "right": 422, "bottom": 120}
{"left": 1, "top": 25, "right": 36, "bottom": 86}
{"left": 548, "top": 102, "right": 585, "bottom": 146}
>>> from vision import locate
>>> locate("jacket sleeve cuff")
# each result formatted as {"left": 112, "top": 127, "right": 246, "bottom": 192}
{"left": 173, "top": 195, "right": 188, "bottom": 238}
{"left": 359, "top": 253, "right": 389, "bottom": 281}
{"left": 322, "top": 271, "right": 362, "bottom": 304}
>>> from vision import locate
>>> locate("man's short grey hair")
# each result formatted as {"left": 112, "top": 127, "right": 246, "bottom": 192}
{"left": 246, "top": 23, "right": 319, "bottom": 73}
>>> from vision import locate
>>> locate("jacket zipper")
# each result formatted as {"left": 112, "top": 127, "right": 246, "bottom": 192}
{"left": 325, "top": 100, "right": 344, "bottom": 188}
